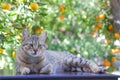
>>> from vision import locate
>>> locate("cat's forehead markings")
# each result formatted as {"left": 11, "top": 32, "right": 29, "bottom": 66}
{"left": 31, "top": 35, "right": 38, "bottom": 42}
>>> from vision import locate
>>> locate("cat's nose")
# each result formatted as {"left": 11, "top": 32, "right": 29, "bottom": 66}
{"left": 33, "top": 49, "right": 38, "bottom": 55}
{"left": 33, "top": 48, "right": 38, "bottom": 52}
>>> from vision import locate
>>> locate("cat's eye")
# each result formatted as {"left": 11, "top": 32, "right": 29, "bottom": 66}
{"left": 29, "top": 44, "right": 33, "bottom": 47}
{"left": 38, "top": 44, "right": 42, "bottom": 48}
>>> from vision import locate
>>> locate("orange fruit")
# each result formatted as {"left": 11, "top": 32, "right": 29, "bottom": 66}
{"left": 17, "top": 35, "right": 23, "bottom": 40}
{"left": 60, "top": 4, "right": 64, "bottom": 9}
{"left": 111, "top": 57, "right": 117, "bottom": 62}
{"left": 108, "top": 25, "right": 113, "bottom": 31}
{"left": 114, "top": 33, "right": 120, "bottom": 39}
{"left": 102, "top": 60, "right": 111, "bottom": 67}
{"left": 111, "top": 48, "right": 120, "bottom": 54}
{"left": 35, "top": 28, "right": 44, "bottom": 34}
{"left": 93, "top": 26, "right": 99, "bottom": 31}
{"left": 104, "top": 39, "right": 110, "bottom": 44}
{"left": 93, "top": 23, "right": 102, "bottom": 31}
{"left": 59, "top": 15, "right": 64, "bottom": 20}
{"left": 29, "top": 2, "right": 39, "bottom": 11}
{"left": 97, "top": 23, "right": 103, "bottom": 28}
{"left": 95, "top": 14, "right": 105, "bottom": 20}
{"left": 59, "top": 8, "right": 64, "bottom": 12}
{"left": 111, "top": 48, "right": 116, "bottom": 53}
{"left": 0, "top": 48, "right": 4, "bottom": 54}
{"left": 95, "top": 15, "right": 100, "bottom": 20}
{"left": 59, "top": 4, "right": 65, "bottom": 12}
{"left": 12, "top": 51, "right": 16, "bottom": 57}
{"left": 1, "top": 3, "right": 11, "bottom": 10}
{"left": 99, "top": 14, "right": 105, "bottom": 20}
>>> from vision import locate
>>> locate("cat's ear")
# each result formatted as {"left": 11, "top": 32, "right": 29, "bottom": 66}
{"left": 22, "top": 29, "right": 29, "bottom": 40}
{"left": 39, "top": 32, "right": 47, "bottom": 42}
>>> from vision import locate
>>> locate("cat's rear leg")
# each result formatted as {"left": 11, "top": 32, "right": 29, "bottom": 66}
{"left": 63, "top": 56, "right": 106, "bottom": 73}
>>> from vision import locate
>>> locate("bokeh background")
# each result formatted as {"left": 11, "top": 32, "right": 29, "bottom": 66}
{"left": 0, "top": 0, "right": 120, "bottom": 74}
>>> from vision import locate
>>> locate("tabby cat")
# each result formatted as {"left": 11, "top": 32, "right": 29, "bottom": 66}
{"left": 16, "top": 29, "right": 106, "bottom": 75}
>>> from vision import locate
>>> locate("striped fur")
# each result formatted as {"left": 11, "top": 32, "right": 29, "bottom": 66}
{"left": 16, "top": 30, "right": 106, "bottom": 75}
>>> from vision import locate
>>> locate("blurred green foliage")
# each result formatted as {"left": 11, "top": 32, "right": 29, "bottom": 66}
{"left": 0, "top": 0, "right": 119, "bottom": 72}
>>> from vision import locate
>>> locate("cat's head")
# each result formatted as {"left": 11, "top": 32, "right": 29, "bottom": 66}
{"left": 21, "top": 29, "right": 47, "bottom": 57}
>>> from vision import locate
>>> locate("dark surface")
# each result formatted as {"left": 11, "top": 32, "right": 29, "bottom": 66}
{"left": 0, "top": 72, "right": 119, "bottom": 80}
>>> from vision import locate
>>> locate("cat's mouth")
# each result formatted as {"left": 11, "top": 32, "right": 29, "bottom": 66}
{"left": 30, "top": 52, "right": 39, "bottom": 57}
{"left": 29, "top": 51, "right": 42, "bottom": 57}
{"left": 32, "top": 52, "right": 37, "bottom": 55}
{"left": 32, "top": 50, "right": 38, "bottom": 55}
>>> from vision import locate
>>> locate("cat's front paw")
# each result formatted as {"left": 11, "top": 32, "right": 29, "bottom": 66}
{"left": 96, "top": 66, "right": 106, "bottom": 73}
{"left": 89, "top": 63, "right": 106, "bottom": 73}
{"left": 21, "top": 67, "right": 30, "bottom": 75}
{"left": 40, "top": 64, "right": 53, "bottom": 74}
